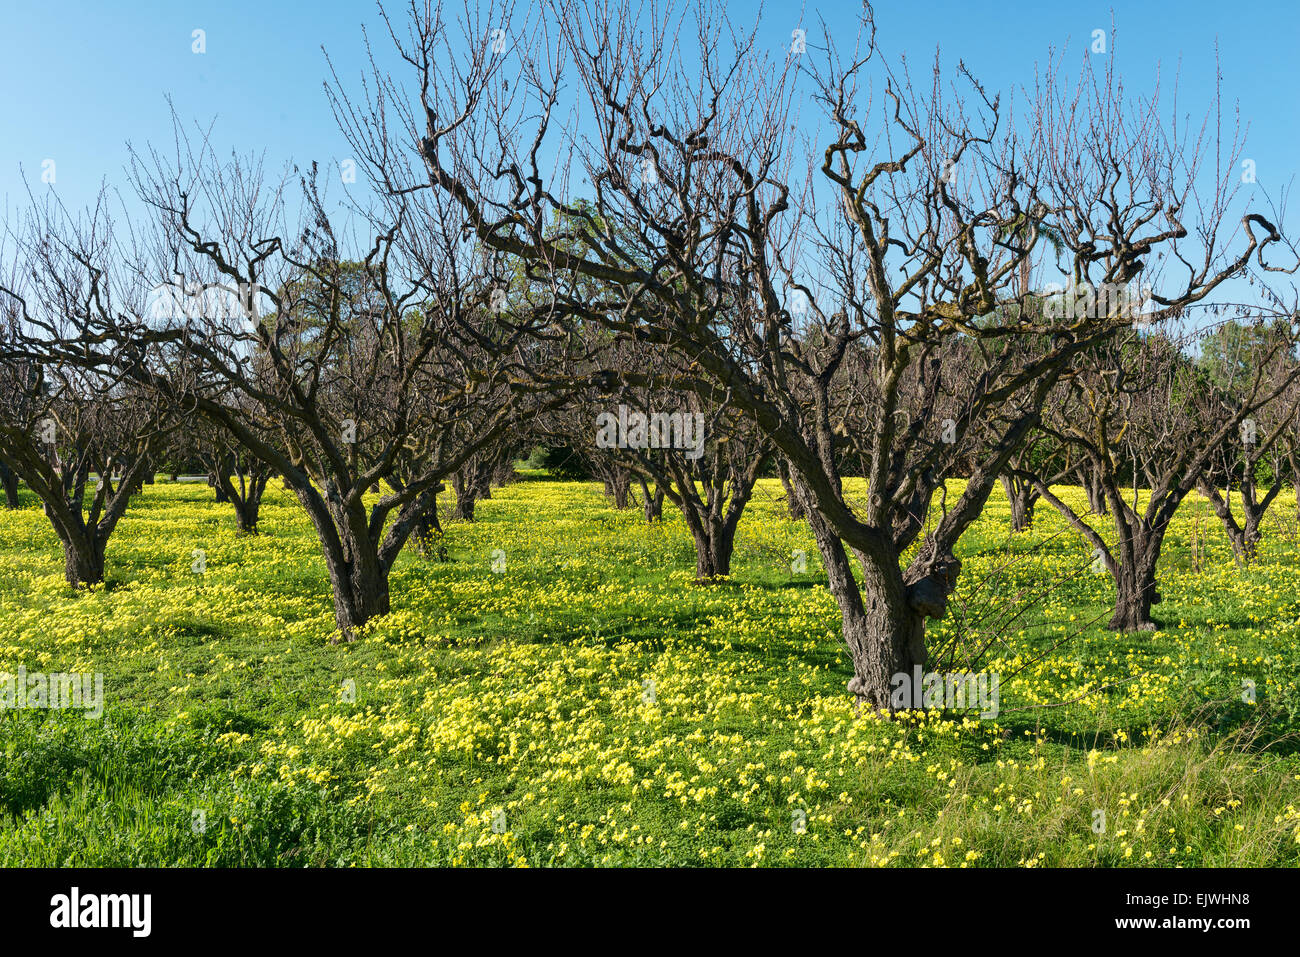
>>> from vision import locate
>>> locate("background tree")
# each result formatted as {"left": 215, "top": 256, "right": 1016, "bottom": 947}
{"left": 0, "top": 201, "right": 172, "bottom": 586}
{"left": 1195, "top": 318, "right": 1300, "bottom": 561}
{"left": 365, "top": 0, "right": 1293, "bottom": 707}
{"left": 2, "top": 127, "right": 580, "bottom": 636}
{"left": 594, "top": 357, "right": 774, "bottom": 579}
{"left": 0, "top": 361, "right": 167, "bottom": 586}
{"left": 1024, "top": 321, "right": 1300, "bottom": 630}
{"left": 193, "top": 411, "right": 274, "bottom": 534}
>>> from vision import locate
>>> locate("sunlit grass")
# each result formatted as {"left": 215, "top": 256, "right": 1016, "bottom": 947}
{"left": 1, "top": 476, "right": 1298, "bottom": 866}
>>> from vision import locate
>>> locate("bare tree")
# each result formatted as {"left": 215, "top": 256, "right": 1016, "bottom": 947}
{"left": 2, "top": 115, "right": 578, "bottom": 636}
{"left": 1024, "top": 321, "right": 1300, "bottom": 631}
{"left": 775, "top": 457, "right": 806, "bottom": 521}
{"left": 999, "top": 467, "right": 1040, "bottom": 533}
{"left": 450, "top": 441, "right": 516, "bottom": 521}
{"left": 371, "top": 0, "right": 1292, "bottom": 707}
{"left": 0, "top": 361, "right": 167, "bottom": 586}
{"left": 1196, "top": 319, "right": 1300, "bottom": 561}
{"left": 0, "top": 457, "right": 20, "bottom": 509}
{"left": 597, "top": 379, "right": 774, "bottom": 579}
{"left": 0, "top": 201, "right": 172, "bottom": 586}
{"left": 194, "top": 412, "right": 274, "bottom": 534}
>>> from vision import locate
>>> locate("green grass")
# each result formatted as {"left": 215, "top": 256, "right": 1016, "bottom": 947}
{"left": 1, "top": 477, "right": 1299, "bottom": 866}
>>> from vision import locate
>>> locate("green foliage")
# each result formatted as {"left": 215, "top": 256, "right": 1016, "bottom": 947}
{"left": 1, "top": 480, "right": 1299, "bottom": 865}
{"left": 528, "top": 445, "right": 592, "bottom": 479}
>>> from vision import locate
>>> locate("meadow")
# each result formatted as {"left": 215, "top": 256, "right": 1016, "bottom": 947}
{"left": 1, "top": 474, "right": 1299, "bottom": 867}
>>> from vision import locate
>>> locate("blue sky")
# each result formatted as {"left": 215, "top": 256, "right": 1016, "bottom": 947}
{"left": 3, "top": 0, "right": 1297, "bottom": 308}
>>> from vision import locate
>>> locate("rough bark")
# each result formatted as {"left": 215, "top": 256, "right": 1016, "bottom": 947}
{"left": 294, "top": 484, "right": 393, "bottom": 638}
{"left": 1294, "top": 459, "right": 1300, "bottom": 523}
{"left": 56, "top": 526, "right": 107, "bottom": 588}
{"left": 311, "top": 475, "right": 448, "bottom": 635}
{"left": 1109, "top": 537, "right": 1162, "bottom": 631}
{"left": 452, "top": 455, "right": 501, "bottom": 520}
{"left": 230, "top": 492, "right": 263, "bottom": 535}
{"left": 410, "top": 482, "right": 446, "bottom": 558}
{"left": 223, "top": 471, "right": 269, "bottom": 534}
{"left": 491, "top": 460, "right": 517, "bottom": 488}
{"left": 205, "top": 452, "right": 269, "bottom": 533}
{"left": 647, "top": 441, "right": 770, "bottom": 582}
{"left": 1030, "top": 476, "right": 1164, "bottom": 632}
{"left": 322, "top": 544, "right": 390, "bottom": 636}
{"left": 804, "top": 504, "right": 925, "bottom": 711}
{"left": 777, "top": 458, "right": 807, "bottom": 520}
{"left": 637, "top": 477, "right": 664, "bottom": 522}
{"left": 1000, "top": 473, "right": 1038, "bottom": 532}
{"left": 0, "top": 461, "right": 19, "bottom": 509}
{"left": 1081, "top": 468, "right": 1108, "bottom": 515}
{"left": 32, "top": 453, "right": 153, "bottom": 589}
{"left": 773, "top": 390, "right": 1037, "bottom": 708}
{"left": 603, "top": 468, "right": 632, "bottom": 510}
{"left": 1199, "top": 481, "right": 1266, "bottom": 562}
{"left": 451, "top": 470, "right": 478, "bottom": 521}
{"left": 687, "top": 513, "right": 740, "bottom": 578}
{"left": 209, "top": 470, "right": 230, "bottom": 503}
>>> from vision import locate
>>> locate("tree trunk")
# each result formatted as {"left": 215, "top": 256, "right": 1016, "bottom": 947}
{"left": 1082, "top": 469, "right": 1108, "bottom": 515}
{"left": 323, "top": 510, "right": 390, "bottom": 637}
{"left": 806, "top": 507, "right": 925, "bottom": 710}
{"left": 322, "top": 548, "right": 391, "bottom": 638}
{"left": 59, "top": 529, "right": 106, "bottom": 588}
{"left": 491, "top": 460, "right": 516, "bottom": 488}
{"left": 1241, "top": 510, "right": 1262, "bottom": 560}
{"left": 64, "top": 460, "right": 89, "bottom": 508}
{"left": 209, "top": 471, "right": 230, "bottom": 503}
{"left": 213, "top": 464, "right": 267, "bottom": 534}
{"left": 232, "top": 497, "right": 261, "bottom": 535}
{"left": 0, "top": 463, "right": 19, "bottom": 509}
{"left": 1199, "top": 481, "right": 1264, "bottom": 563}
{"left": 778, "top": 459, "right": 807, "bottom": 520}
{"left": 604, "top": 469, "right": 632, "bottom": 509}
{"left": 452, "top": 471, "right": 478, "bottom": 521}
{"left": 638, "top": 478, "right": 663, "bottom": 522}
{"left": 690, "top": 517, "right": 738, "bottom": 579}
{"left": 281, "top": 479, "right": 396, "bottom": 640}
{"left": 412, "top": 515, "right": 444, "bottom": 558}
{"left": 1294, "top": 467, "right": 1300, "bottom": 525}
{"left": 1108, "top": 542, "right": 1161, "bottom": 631}
{"left": 1000, "top": 474, "right": 1038, "bottom": 532}
{"left": 410, "top": 483, "right": 445, "bottom": 557}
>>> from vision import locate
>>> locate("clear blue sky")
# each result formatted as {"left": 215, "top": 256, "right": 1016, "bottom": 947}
{"left": 3, "top": 0, "right": 1297, "bottom": 306}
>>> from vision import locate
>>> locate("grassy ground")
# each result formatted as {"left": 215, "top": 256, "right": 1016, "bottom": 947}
{"left": 1, "top": 474, "right": 1299, "bottom": 866}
